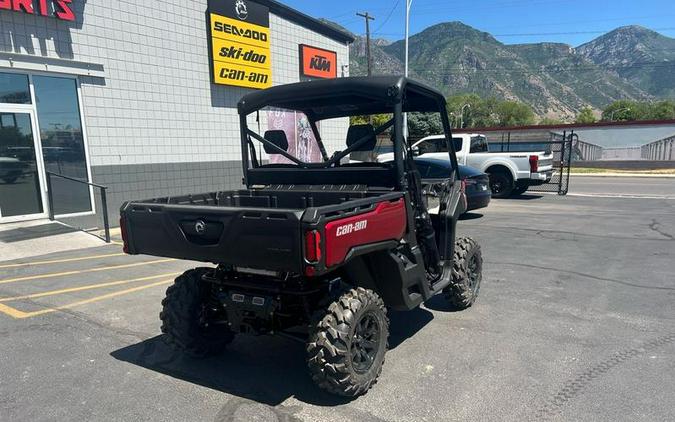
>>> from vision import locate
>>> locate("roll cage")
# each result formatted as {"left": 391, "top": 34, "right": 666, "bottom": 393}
{"left": 237, "top": 76, "right": 459, "bottom": 190}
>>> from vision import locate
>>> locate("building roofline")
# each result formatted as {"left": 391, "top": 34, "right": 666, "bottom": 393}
{"left": 452, "top": 119, "right": 675, "bottom": 133}
{"left": 257, "top": 0, "right": 355, "bottom": 44}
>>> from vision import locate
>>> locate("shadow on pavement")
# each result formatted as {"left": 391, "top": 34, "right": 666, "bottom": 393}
{"left": 501, "top": 194, "right": 544, "bottom": 201}
{"left": 459, "top": 212, "right": 483, "bottom": 221}
{"left": 111, "top": 307, "right": 434, "bottom": 406}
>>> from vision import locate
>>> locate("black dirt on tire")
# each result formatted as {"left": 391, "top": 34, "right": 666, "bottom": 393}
{"left": 489, "top": 169, "right": 513, "bottom": 198}
{"left": 307, "top": 287, "right": 389, "bottom": 397}
{"left": 160, "top": 268, "right": 234, "bottom": 358}
{"left": 444, "top": 237, "right": 483, "bottom": 310}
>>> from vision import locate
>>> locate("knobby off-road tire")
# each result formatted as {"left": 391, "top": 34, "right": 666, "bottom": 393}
{"left": 160, "top": 268, "right": 234, "bottom": 358}
{"left": 307, "top": 288, "right": 389, "bottom": 397}
{"left": 444, "top": 237, "right": 483, "bottom": 310}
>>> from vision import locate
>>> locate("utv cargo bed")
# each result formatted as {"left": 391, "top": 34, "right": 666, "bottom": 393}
{"left": 120, "top": 188, "right": 406, "bottom": 274}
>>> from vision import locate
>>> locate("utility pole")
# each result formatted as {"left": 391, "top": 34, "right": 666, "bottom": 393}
{"left": 356, "top": 12, "right": 375, "bottom": 76}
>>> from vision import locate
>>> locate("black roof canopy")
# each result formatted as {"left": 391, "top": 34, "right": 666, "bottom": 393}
{"left": 238, "top": 76, "right": 447, "bottom": 120}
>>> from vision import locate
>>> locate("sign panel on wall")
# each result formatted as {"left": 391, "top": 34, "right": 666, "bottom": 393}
{"left": 208, "top": 0, "right": 272, "bottom": 89}
{"left": 0, "top": 0, "right": 75, "bottom": 21}
{"left": 299, "top": 44, "right": 337, "bottom": 79}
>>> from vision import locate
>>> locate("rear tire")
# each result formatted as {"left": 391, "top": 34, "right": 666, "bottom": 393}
{"left": 160, "top": 268, "right": 235, "bottom": 358}
{"left": 444, "top": 237, "right": 483, "bottom": 310}
{"left": 307, "top": 288, "right": 389, "bottom": 397}
{"left": 488, "top": 169, "right": 513, "bottom": 198}
{"left": 512, "top": 183, "right": 529, "bottom": 196}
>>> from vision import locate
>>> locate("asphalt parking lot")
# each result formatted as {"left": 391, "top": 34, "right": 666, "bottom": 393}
{"left": 1, "top": 177, "right": 674, "bottom": 422}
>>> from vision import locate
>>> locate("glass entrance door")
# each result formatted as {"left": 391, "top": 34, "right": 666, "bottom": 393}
{"left": 0, "top": 110, "right": 47, "bottom": 222}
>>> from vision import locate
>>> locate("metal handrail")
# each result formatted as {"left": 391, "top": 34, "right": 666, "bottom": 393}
{"left": 46, "top": 171, "right": 110, "bottom": 243}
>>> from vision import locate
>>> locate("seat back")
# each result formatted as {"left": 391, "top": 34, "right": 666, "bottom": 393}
{"left": 263, "top": 130, "right": 289, "bottom": 154}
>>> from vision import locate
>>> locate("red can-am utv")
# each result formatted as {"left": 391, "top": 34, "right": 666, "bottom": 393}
{"left": 119, "top": 76, "right": 483, "bottom": 397}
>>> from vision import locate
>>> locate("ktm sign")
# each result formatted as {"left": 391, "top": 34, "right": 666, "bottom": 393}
{"left": 299, "top": 44, "right": 337, "bottom": 79}
{"left": 0, "top": 0, "right": 75, "bottom": 21}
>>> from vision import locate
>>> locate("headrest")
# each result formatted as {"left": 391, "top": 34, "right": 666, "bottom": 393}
{"left": 263, "top": 130, "right": 289, "bottom": 154}
{"left": 346, "top": 124, "right": 376, "bottom": 151}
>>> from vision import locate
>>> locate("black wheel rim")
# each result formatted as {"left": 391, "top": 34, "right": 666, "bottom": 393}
{"left": 350, "top": 312, "right": 381, "bottom": 374}
{"left": 468, "top": 254, "right": 480, "bottom": 294}
{"left": 491, "top": 176, "right": 505, "bottom": 194}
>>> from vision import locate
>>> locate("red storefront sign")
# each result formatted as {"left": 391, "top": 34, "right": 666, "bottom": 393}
{"left": 0, "top": 0, "right": 75, "bottom": 21}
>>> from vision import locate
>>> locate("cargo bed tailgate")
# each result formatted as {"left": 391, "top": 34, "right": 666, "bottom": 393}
{"left": 121, "top": 202, "right": 304, "bottom": 272}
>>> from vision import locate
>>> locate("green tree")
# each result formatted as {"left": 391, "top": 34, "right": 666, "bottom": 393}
{"left": 408, "top": 112, "right": 442, "bottom": 137}
{"left": 575, "top": 106, "right": 597, "bottom": 124}
{"left": 647, "top": 101, "right": 675, "bottom": 120}
{"left": 446, "top": 94, "right": 500, "bottom": 128}
{"left": 495, "top": 101, "right": 535, "bottom": 127}
{"left": 539, "top": 117, "right": 565, "bottom": 125}
{"left": 350, "top": 114, "right": 391, "bottom": 127}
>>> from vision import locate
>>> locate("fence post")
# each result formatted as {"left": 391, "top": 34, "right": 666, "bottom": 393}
{"left": 100, "top": 187, "right": 111, "bottom": 243}
{"left": 46, "top": 172, "right": 55, "bottom": 220}
{"left": 558, "top": 131, "right": 566, "bottom": 195}
{"left": 565, "top": 132, "right": 574, "bottom": 195}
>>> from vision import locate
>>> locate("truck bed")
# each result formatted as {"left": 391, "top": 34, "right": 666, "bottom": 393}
{"left": 120, "top": 187, "right": 404, "bottom": 274}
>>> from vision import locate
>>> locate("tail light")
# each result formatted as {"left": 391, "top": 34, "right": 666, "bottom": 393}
{"left": 120, "top": 217, "right": 129, "bottom": 254}
{"left": 529, "top": 155, "right": 539, "bottom": 173}
{"left": 304, "top": 230, "right": 322, "bottom": 263}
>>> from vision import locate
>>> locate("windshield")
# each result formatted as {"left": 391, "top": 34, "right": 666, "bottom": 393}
{"left": 244, "top": 108, "right": 398, "bottom": 167}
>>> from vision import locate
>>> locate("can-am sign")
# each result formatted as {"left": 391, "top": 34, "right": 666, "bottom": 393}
{"left": 0, "top": 0, "right": 75, "bottom": 21}
{"left": 208, "top": 0, "right": 272, "bottom": 89}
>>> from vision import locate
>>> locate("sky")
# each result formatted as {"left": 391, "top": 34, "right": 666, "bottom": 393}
{"left": 282, "top": 0, "right": 675, "bottom": 46}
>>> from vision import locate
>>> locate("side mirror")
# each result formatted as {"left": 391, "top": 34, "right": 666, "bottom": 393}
{"left": 412, "top": 146, "right": 421, "bottom": 157}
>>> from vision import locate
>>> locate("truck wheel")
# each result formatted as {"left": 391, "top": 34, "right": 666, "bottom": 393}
{"left": 488, "top": 170, "right": 513, "bottom": 198}
{"left": 444, "top": 237, "right": 483, "bottom": 310}
{"left": 160, "top": 268, "right": 234, "bottom": 358}
{"left": 512, "top": 184, "right": 529, "bottom": 196}
{"left": 307, "top": 288, "right": 389, "bottom": 397}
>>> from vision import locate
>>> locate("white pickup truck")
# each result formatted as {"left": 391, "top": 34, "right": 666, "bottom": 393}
{"left": 378, "top": 133, "right": 553, "bottom": 198}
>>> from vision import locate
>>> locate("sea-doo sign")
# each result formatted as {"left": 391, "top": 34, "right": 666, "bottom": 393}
{"left": 299, "top": 44, "right": 337, "bottom": 79}
{"left": 0, "top": 0, "right": 75, "bottom": 21}
{"left": 208, "top": 0, "right": 272, "bottom": 89}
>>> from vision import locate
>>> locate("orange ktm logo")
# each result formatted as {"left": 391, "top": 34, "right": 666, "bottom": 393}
{"left": 300, "top": 44, "right": 337, "bottom": 79}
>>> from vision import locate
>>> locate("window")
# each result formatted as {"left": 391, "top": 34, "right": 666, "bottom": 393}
{"left": 0, "top": 73, "right": 31, "bottom": 104}
{"left": 417, "top": 137, "right": 462, "bottom": 154}
{"left": 33, "top": 76, "right": 92, "bottom": 215}
{"left": 470, "top": 135, "right": 488, "bottom": 153}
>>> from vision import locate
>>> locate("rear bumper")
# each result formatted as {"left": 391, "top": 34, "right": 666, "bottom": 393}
{"left": 466, "top": 192, "right": 491, "bottom": 211}
{"left": 530, "top": 171, "right": 552, "bottom": 184}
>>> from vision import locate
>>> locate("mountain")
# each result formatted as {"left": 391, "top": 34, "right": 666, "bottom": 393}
{"left": 346, "top": 22, "right": 674, "bottom": 119}
{"left": 577, "top": 25, "right": 675, "bottom": 98}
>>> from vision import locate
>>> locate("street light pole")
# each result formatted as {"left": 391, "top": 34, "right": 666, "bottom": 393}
{"left": 609, "top": 107, "right": 630, "bottom": 121}
{"left": 459, "top": 103, "right": 471, "bottom": 129}
{"left": 403, "top": 0, "right": 413, "bottom": 139}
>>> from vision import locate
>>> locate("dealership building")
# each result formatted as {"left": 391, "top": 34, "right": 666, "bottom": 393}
{"left": 0, "top": 0, "right": 353, "bottom": 228}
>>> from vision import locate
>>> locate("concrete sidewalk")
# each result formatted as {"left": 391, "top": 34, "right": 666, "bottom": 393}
{"left": 0, "top": 220, "right": 107, "bottom": 262}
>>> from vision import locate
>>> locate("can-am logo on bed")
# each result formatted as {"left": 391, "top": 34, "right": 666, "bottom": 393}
{"left": 0, "top": 0, "right": 75, "bottom": 21}
{"left": 208, "top": 0, "right": 272, "bottom": 89}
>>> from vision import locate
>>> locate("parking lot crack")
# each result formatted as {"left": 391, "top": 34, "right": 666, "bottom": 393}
{"left": 487, "top": 261, "right": 675, "bottom": 291}
{"left": 648, "top": 219, "right": 674, "bottom": 240}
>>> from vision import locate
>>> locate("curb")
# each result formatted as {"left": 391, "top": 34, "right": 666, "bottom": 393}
{"left": 570, "top": 173, "right": 675, "bottom": 178}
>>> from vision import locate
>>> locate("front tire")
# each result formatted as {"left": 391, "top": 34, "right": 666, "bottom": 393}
{"left": 307, "top": 288, "right": 389, "bottom": 397}
{"left": 444, "top": 237, "right": 483, "bottom": 310}
{"left": 160, "top": 268, "right": 235, "bottom": 358}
